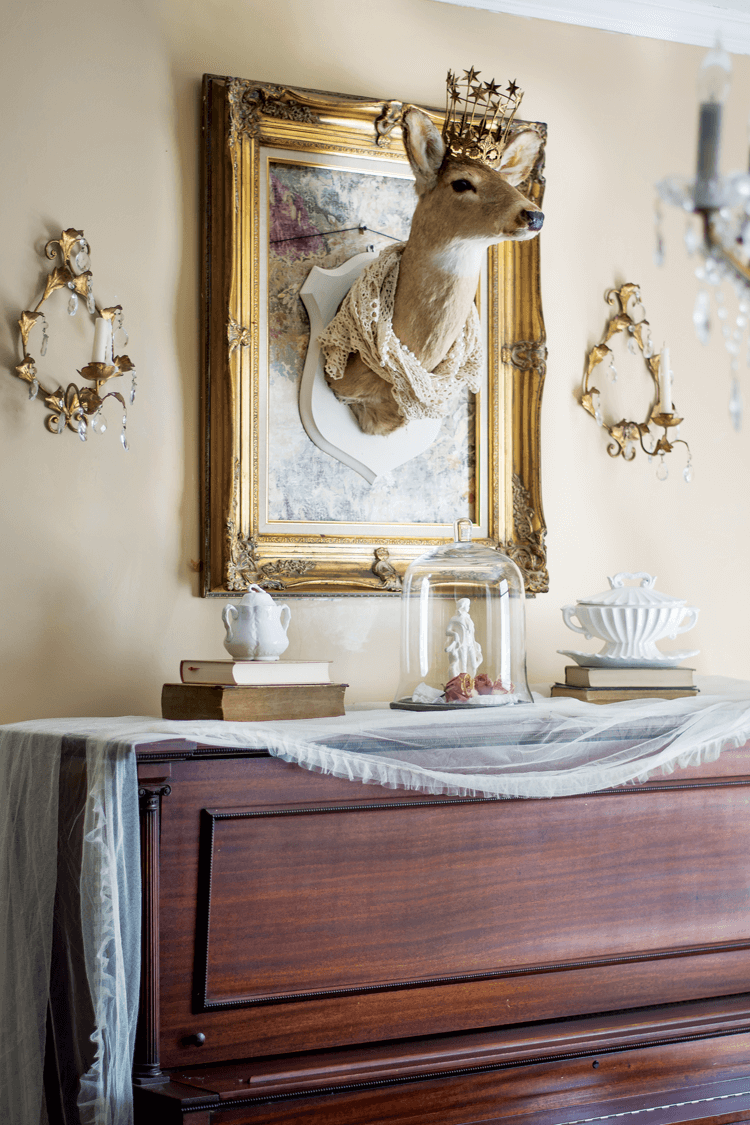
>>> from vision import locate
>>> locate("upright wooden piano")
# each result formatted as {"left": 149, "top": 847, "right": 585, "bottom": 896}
{"left": 130, "top": 737, "right": 750, "bottom": 1125}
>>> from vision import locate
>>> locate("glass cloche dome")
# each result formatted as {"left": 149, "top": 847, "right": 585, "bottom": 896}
{"left": 392, "top": 518, "right": 532, "bottom": 709}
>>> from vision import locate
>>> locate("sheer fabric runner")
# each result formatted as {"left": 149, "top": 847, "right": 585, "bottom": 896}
{"left": 3, "top": 677, "right": 750, "bottom": 1123}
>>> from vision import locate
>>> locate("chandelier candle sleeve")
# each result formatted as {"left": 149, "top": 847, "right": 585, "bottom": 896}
{"left": 697, "top": 103, "right": 721, "bottom": 184}
{"left": 91, "top": 318, "right": 111, "bottom": 364}
{"left": 695, "top": 41, "right": 731, "bottom": 207}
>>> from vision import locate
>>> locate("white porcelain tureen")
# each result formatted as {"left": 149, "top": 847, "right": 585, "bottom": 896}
{"left": 560, "top": 572, "right": 699, "bottom": 664}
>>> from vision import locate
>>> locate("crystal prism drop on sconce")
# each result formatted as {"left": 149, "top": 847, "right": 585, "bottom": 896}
{"left": 656, "top": 41, "right": 750, "bottom": 432}
{"left": 13, "top": 229, "right": 136, "bottom": 445}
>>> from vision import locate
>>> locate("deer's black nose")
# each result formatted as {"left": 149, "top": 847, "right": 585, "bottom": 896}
{"left": 522, "top": 209, "right": 544, "bottom": 231}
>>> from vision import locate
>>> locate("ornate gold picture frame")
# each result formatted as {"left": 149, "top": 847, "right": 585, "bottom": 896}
{"left": 201, "top": 74, "right": 548, "bottom": 596}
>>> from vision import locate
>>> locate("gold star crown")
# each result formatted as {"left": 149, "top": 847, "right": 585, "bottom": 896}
{"left": 443, "top": 67, "right": 524, "bottom": 169}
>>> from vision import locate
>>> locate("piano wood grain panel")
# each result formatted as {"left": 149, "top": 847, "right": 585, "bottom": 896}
{"left": 151, "top": 755, "right": 750, "bottom": 1067}
{"left": 194, "top": 788, "right": 750, "bottom": 1005}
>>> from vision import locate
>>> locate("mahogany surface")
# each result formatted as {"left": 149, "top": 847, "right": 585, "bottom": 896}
{"left": 132, "top": 738, "right": 750, "bottom": 1124}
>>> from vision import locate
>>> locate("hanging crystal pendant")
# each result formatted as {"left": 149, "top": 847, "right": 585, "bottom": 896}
{"left": 28, "top": 378, "right": 39, "bottom": 400}
{"left": 40, "top": 315, "right": 49, "bottom": 357}
{"left": 77, "top": 420, "right": 87, "bottom": 442}
{"left": 729, "top": 377, "right": 743, "bottom": 431}
{"left": 56, "top": 416, "right": 65, "bottom": 434}
{"left": 693, "top": 289, "right": 711, "bottom": 345}
{"left": 654, "top": 233, "right": 665, "bottom": 267}
{"left": 130, "top": 372, "right": 137, "bottom": 404}
{"left": 656, "top": 456, "right": 669, "bottom": 481}
{"left": 74, "top": 243, "right": 91, "bottom": 273}
{"left": 654, "top": 202, "right": 665, "bottom": 266}
{"left": 68, "top": 290, "right": 78, "bottom": 316}
{"left": 683, "top": 220, "right": 699, "bottom": 256}
{"left": 91, "top": 408, "right": 106, "bottom": 434}
{"left": 86, "top": 276, "right": 95, "bottom": 315}
{"left": 608, "top": 355, "right": 617, "bottom": 381}
{"left": 120, "top": 413, "right": 129, "bottom": 451}
{"left": 683, "top": 455, "right": 693, "bottom": 483}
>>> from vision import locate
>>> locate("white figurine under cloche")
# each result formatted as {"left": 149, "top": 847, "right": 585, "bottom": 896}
{"left": 392, "top": 518, "right": 532, "bottom": 709}
{"left": 222, "top": 584, "right": 292, "bottom": 661}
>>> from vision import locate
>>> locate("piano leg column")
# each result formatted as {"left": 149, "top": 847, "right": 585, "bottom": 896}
{"left": 133, "top": 780, "right": 171, "bottom": 1086}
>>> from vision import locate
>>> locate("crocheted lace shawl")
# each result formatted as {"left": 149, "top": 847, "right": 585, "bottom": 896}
{"left": 318, "top": 243, "right": 482, "bottom": 423}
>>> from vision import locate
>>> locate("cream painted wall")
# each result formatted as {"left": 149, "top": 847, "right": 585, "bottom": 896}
{"left": 1, "top": 0, "right": 749, "bottom": 722}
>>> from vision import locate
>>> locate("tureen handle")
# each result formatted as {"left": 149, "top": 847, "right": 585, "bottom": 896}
{"left": 608, "top": 572, "right": 655, "bottom": 589}
{"left": 561, "top": 605, "right": 593, "bottom": 639}
{"left": 670, "top": 607, "right": 700, "bottom": 637}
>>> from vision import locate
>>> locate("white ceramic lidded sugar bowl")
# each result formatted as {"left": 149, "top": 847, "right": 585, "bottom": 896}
{"left": 560, "top": 572, "right": 699, "bottom": 664}
{"left": 222, "top": 584, "right": 292, "bottom": 661}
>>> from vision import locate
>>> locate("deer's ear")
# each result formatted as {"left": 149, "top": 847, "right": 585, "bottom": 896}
{"left": 402, "top": 107, "right": 445, "bottom": 196}
{"left": 496, "top": 130, "right": 542, "bottom": 187}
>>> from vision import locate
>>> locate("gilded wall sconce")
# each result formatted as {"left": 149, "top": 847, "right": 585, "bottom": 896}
{"left": 581, "top": 284, "right": 692, "bottom": 482}
{"left": 14, "top": 229, "right": 135, "bottom": 446}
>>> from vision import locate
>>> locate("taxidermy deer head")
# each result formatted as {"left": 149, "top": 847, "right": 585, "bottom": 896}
{"left": 319, "top": 70, "right": 544, "bottom": 436}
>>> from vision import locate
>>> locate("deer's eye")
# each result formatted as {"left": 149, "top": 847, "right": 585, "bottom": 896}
{"left": 451, "top": 179, "right": 475, "bottom": 193}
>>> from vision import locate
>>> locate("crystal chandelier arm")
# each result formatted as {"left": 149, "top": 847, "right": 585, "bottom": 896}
{"left": 701, "top": 210, "right": 750, "bottom": 286}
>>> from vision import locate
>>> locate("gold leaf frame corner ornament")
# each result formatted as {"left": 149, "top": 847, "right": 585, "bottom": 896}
{"left": 202, "top": 74, "right": 548, "bottom": 596}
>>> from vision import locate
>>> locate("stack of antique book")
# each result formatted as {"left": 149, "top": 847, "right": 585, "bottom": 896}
{"left": 550, "top": 665, "right": 698, "bottom": 704}
{"left": 162, "top": 659, "right": 347, "bottom": 721}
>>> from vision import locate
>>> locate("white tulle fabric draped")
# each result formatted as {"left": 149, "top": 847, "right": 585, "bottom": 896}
{"left": 0, "top": 720, "right": 143, "bottom": 1125}
{"left": 0, "top": 729, "right": 60, "bottom": 1125}
{"left": 4, "top": 678, "right": 750, "bottom": 1122}
{"left": 76, "top": 735, "right": 141, "bottom": 1125}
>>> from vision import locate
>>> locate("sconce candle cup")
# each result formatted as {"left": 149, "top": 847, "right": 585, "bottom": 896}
{"left": 561, "top": 573, "right": 699, "bottom": 665}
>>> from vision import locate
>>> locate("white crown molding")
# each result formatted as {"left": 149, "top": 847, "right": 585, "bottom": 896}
{"left": 429, "top": 0, "right": 750, "bottom": 55}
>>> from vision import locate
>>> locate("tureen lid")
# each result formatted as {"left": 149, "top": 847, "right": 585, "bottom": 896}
{"left": 577, "top": 572, "right": 686, "bottom": 607}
